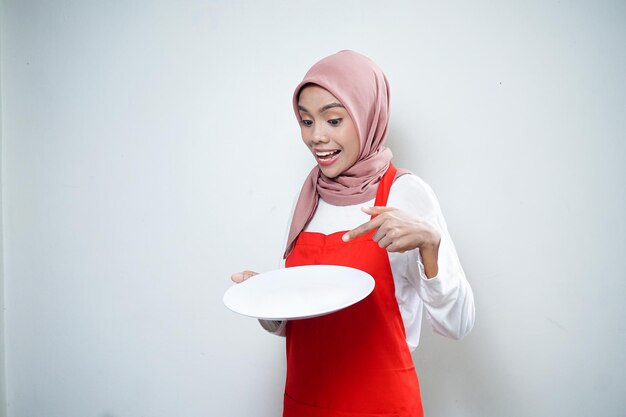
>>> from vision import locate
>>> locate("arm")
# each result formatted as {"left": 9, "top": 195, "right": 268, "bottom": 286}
{"left": 344, "top": 175, "right": 475, "bottom": 340}
{"left": 396, "top": 176, "right": 475, "bottom": 339}
{"left": 404, "top": 232, "right": 475, "bottom": 340}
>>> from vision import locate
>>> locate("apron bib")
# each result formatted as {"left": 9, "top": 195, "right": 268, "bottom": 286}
{"left": 284, "top": 164, "right": 423, "bottom": 417}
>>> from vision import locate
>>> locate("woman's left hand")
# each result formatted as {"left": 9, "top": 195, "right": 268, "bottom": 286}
{"left": 342, "top": 206, "right": 441, "bottom": 277}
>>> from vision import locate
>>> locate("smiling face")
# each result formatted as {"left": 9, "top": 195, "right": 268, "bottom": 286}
{"left": 297, "top": 85, "right": 360, "bottom": 179}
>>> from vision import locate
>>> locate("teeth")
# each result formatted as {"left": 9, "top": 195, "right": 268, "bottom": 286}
{"left": 316, "top": 150, "right": 338, "bottom": 157}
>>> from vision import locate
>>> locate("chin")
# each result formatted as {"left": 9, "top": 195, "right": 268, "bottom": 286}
{"left": 319, "top": 166, "right": 342, "bottom": 179}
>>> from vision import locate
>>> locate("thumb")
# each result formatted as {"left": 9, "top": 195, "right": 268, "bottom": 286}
{"left": 361, "top": 206, "right": 396, "bottom": 215}
{"left": 231, "top": 270, "right": 258, "bottom": 283}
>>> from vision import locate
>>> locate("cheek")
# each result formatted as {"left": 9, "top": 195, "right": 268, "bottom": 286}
{"left": 342, "top": 121, "right": 360, "bottom": 157}
{"left": 346, "top": 132, "right": 361, "bottom": 160}
{"left": 347, "top": 145, "right": 360, "bottom": 165}
{"left": 299, "top": 127, "right": 309, "bottom": 144}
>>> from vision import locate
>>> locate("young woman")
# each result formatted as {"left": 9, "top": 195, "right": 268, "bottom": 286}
{"left": 232, "top": 50, "right": 475, "bottom": 417}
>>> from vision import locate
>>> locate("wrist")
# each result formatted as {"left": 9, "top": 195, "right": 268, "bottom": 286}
{"left": 419, "top": 235, "right": 440, "bottom": 279}
{"left": 418, "top": 228, "right": 441, "bottom": 253}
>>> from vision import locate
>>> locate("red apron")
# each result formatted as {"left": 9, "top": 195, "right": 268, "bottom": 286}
{"left": 284, "top": 164, "right": 423, "bottom": 417}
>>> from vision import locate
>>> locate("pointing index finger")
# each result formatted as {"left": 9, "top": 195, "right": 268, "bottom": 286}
{"left": 342, "top": 215, "right": 385, "bottom": 242}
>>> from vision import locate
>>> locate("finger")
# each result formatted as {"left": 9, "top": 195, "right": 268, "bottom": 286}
{"left": 372, "top": 226, "right": 387, "bottom": 242}
{"left": 241, "top": 270, "right": 258, "bottom": 281}
{"left": 377, "top": 234, "right": 394, "bottom": 249}
{"left": 388, "top": 235, "right": 415, "bottom": 253}
{"left": 231, "top": 270, "right": 258, "bottom": 283}
{"left": 361, "top": 206, "right": 397, "bottom": 216}
{"left": 231, "top": 272, "right": 245, "bottom": 283}
{"left": 385, "top": 240, "right": 404, "bottom": 253}
{"left": 342, "top": 216, "right": 385, "bottom": 242}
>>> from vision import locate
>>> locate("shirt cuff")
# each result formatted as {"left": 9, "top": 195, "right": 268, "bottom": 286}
{"left": 259, "top": 319, "right": 287, "bottom": 337}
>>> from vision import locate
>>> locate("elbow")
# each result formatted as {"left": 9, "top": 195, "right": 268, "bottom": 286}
{"left": 452, "top": 314, "right": 475, "bottom": 340}
{"left": 434, "top": 318, "right": 473, "bottom": 340}
{"left": 452, "top": 297, "right": 476, "bottom": 340}
{"left": 434, "top": 318, "right": 474, "bottom": 340}
{"left": 431, "top": 297, "right": 475, "bottom": 340}
{"left": 451, "top": 283, "right": 476, "bottom": 340}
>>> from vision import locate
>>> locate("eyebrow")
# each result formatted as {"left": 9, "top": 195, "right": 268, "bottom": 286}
{"left": 298, "top": 102, "right": 345, "bottom": 114}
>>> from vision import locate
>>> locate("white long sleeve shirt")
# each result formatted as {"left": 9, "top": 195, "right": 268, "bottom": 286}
{"left": 264, "top": 174, "right": 475, "bottom": 351}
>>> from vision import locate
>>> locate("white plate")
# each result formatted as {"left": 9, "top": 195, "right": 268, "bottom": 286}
{"left": 223, "top": 265, "right": 375, "bottom": 320}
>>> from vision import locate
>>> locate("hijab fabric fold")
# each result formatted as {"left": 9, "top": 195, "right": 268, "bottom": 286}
{"left": 284, "top": 50, "right": 405, "bottom": 259}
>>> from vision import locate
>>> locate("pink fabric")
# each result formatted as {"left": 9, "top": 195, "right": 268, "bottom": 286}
{"left": 284, "top": 50, "right": 406, "bottom": 259}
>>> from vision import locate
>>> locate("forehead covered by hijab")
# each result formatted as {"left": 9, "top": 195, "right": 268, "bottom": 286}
{"left": 293, "top": 50, "right": 391, "bottom": 160}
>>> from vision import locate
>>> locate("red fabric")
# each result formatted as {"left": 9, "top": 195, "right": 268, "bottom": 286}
{"left": 284, "top": 164, "right": 423, "bottom": 417}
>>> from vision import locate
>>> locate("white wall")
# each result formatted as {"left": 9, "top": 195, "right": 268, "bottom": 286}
{"left": 0, "top": 1, "right": 6, "bottom": 414}
{"left": 1, "top": 1, "right": 625, "bottom": 416}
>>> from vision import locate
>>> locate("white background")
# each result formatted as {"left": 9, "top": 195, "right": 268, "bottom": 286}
{"left": 1, "top": 1, "right": 625, "bottom": 416}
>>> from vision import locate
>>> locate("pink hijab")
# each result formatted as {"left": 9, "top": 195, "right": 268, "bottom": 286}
{"left": 284, "top": 50, "right": 404, "bottom": 259}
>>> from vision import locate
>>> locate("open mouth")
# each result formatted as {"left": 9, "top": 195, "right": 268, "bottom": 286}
{"left": 315, "top": 149, "right": 341, "bottom": 161}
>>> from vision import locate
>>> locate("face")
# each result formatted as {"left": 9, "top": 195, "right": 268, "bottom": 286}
{"left": 297, "top": 85, "right": 360, "bottom": 178}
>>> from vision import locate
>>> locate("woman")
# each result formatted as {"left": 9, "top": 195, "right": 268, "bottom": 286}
{"left": 232, "top": 50, "right": 474, "bottom": 417}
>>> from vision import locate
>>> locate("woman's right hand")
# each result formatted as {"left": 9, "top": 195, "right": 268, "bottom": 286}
{"left": 230, "top": 270, "right": 258, "bottom": 283}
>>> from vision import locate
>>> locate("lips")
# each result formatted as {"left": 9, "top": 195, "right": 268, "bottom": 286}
{"left": 314, "top": 149, "right": 341, "bottom": 166}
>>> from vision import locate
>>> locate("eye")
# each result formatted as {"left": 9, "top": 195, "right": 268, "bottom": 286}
{"left": 300, "top": 119, "right": 313, "bottom": 127}
{"left": 328, "top": 118, "right": 343, "bottom": 126}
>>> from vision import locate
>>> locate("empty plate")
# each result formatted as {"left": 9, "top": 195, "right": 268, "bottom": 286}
{"left": 223, "top": 265, "right": 375, "bottom": 320}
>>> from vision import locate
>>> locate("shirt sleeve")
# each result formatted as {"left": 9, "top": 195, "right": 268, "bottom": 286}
{"left": 388, "top": 175, "right": 475, "bottom": 340}
{"left": 259, "top": 319, "right": 287, "bottom": 336}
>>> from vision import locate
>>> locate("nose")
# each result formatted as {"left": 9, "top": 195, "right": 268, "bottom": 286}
{"left": 311, "top": 125, "right": 329, "bottom": 144}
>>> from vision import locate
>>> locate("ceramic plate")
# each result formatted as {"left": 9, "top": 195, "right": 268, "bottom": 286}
{"left": 223, "top": 265, "right": 375, "bottom": 320}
